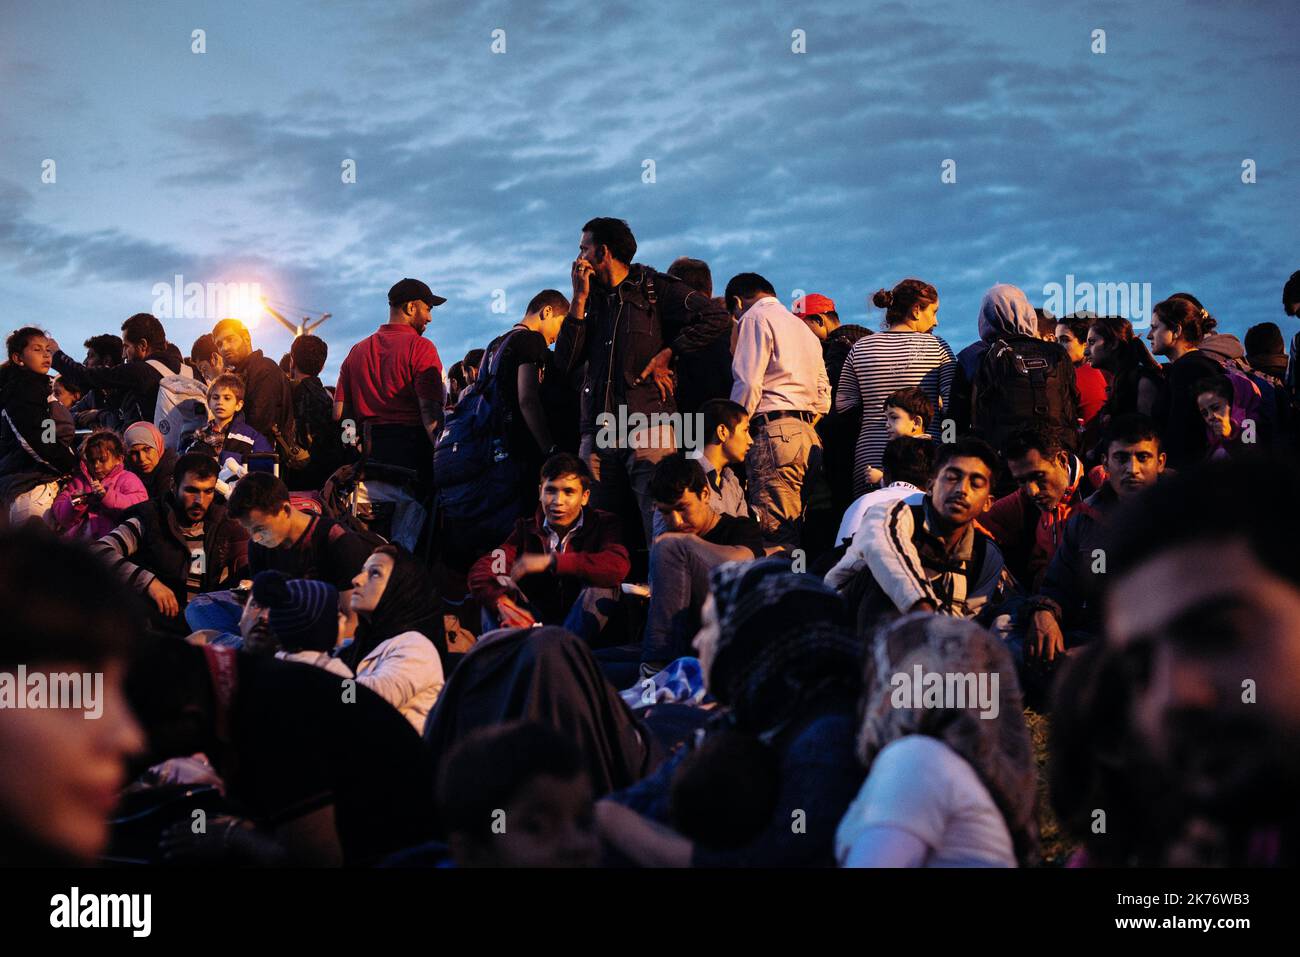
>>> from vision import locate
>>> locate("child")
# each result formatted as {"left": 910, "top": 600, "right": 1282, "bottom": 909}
{"left": 1195, "top": 374, "right": 1260, "bottom": 460}
{"left": 50, "top": 429, "right": 148, "bottom": 539}
{"left": 697, "top": 398, "right": 752, "bottom": 518}
{"left": 438, "top": 721, "right": 600, "bottom": 868}
{"left": 864, "top": 386, "right": 934, "bottom": 486}
{"left": 186, "top": 372, "right": 273, "bottom": 470}
{"left": 51, "top": 376, "right": 83, "bottom": 409}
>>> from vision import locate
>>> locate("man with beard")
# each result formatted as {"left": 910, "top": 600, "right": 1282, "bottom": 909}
{"left": 1021, "top": 415, "right": 1166, "bottom": 664}
{"left": 89, "top": 452, "right": 248, "bottom": 634}
{"left": 982, "top": 427, "right": 1100, "bottom": 591}
{"left": 1099, "top": 454, "right": 1300, "bottom": 865}
{"left": 845, "top": 436, "right": 1009, "bottom": 631}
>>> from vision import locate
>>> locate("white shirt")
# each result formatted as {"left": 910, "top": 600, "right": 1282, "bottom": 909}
{"left": 835, "top": 735, "right": 1017, "bottom": 868}
{"left": 729, "top": 296, "right": 831, "bottom": 416}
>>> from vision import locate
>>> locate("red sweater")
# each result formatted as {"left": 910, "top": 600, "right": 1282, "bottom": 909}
{"left": 1075, "top": 363, "right": 1108, "bottom": 426}
{"left": 981, "top": 455, "right": 1095, "bottom": 591}
{"left": 468, "top": 507, "right": 630, "bottom": 624}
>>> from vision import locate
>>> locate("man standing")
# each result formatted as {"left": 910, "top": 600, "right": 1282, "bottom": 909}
{"left": 727, "top": 273, "right": 831, "bottom": 549}
{"left": 555, "top": 218, "right": 732, "bottom": 548}
{"left": 333, "top": 279, "right": 447, "bottom": 547}
{"left": 334, "top": 278, "right": 446, "bottom": 480}
{"left": 211, "top": 318, "right": 296, "bottom": 445}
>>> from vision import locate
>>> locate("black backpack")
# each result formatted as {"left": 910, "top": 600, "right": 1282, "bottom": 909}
{"left": 971, "top": 336, "right": 1079, "bottom": 453}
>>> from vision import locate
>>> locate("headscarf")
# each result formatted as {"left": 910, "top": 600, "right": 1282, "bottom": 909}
{"left": 123, "top": 421, "right": 164, "bottom": 455}
{"left": 706, "top": 558, "right": 862, "bottom": 734}
{"left": 857, "top": 612, "right": 1039, "bottom": 865}
{"left": 977, "top": 284, "right": 1038, "bottom": 342}
{"left": 346, "top": 546, "right": 446, "bottom": 668}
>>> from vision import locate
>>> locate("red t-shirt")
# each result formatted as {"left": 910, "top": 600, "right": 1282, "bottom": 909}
{"left": 1075, "top": 363, "right": 1108, "bottom": 425}
{"left": 335, "top": 324, "right": 444, "bottom": 426}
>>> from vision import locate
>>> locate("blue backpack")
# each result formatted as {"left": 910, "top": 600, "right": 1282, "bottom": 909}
{"left": 434, "top": 330, "right": 527, "bottom": 549}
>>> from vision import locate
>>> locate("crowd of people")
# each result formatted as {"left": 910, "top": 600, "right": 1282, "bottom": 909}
{"left": 3, "top": 217, "right": 1299, "bottom": 869}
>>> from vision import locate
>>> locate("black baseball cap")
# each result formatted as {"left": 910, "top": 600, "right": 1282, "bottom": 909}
{"left": 388, "top": 278, "right": 446, "bottom": 308}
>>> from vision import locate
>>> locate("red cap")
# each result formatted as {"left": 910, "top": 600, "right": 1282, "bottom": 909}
{"left": 793, "top": 293, "right": 836, "bottom": 319}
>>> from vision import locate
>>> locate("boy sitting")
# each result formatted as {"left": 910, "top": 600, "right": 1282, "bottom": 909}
{"left": 863, "top": 386, "right": 933, "bottom": 487}
{"left": 468, "top": 453, "right": 629, "bottom": 640}
{"left": 694, "top": 399, "right": 753, "bottom": 518}
{"left": 186, "top": 372, "right": 273, "bottom": 472}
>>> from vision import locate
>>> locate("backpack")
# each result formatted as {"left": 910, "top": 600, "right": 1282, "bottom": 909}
{"left": 971, "top": 337, "right": 1079, "bottom": 454}
{"left": 432, "top": 329, "right": 527, "bottom": 488}
{"left": 147, "top": 360, "right": 210, "bottom": 451}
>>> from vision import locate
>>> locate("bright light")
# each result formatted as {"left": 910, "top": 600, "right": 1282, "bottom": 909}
{"left": 222, "top": 285, "right": 265, "bottom": 329}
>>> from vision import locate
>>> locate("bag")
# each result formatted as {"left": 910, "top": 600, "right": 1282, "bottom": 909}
{"left": 437, "top": 456, "right": 521, "bottom": 553}
{"left": 432, "top": 329, "right": 526, "bottom": 487}
{"left": 971, "top": 337, "right": 1079, "bottom": 454}
{"left": 147, "top": 360, "right": 210, "bottom": 451}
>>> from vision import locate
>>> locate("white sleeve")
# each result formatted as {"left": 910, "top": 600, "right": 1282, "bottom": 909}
{"left": 355, "top": 633, "right": 444, "bottom": 712}
{"left": 862, "top": 499, "right": 937, "bottom": 612}
{"left": 729, "top": 314, "right": 770, "bottom": 415}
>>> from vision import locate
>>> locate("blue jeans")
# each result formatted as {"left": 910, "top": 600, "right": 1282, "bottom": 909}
{"left": 184, "top": 590, "right": 243, "bottom": 642}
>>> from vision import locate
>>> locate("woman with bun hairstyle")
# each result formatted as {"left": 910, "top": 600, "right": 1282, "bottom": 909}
{"left": 1146, "top": 295, "right": 1223, "bottom": 469}
{"left": 835, "top": 280, "right": 955, "bottom": 496}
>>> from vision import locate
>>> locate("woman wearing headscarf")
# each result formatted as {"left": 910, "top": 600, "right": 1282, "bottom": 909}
{"left": 345, "top": 545, "right": 446, "bottom": 733}
{"left": 835, "top": 613, "right": 1038, "bottom": 867}
{"left": 596, "top": 558, "right": 865, "bottom": 867}
{"left": 947, "top": 284, "right": 1041, "bottom": 435}
{"left": 122, "top": 420, "right": 179, "bottom": 502}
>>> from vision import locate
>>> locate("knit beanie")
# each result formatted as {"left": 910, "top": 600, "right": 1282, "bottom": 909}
{"left": 251, "top": 570, "right": 339, "bottom": 653}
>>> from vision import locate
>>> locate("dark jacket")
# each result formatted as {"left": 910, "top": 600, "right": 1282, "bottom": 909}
{"left": 130, "top": 447, "right": 179, "bottom": 501}
{"left": 467, "top": 506, "right": 630, "bottom": 625}
{"left": 0, "top": 363, "right": 78, "bottom": 502}
{"left": 981, "top": 454, "right": 1099, "bottom": 591}
{"left": 288, "top": 375, "right": 347, "bottom": 490}
{"left": 1035, "top": 484, "right": 1121, "bottom": 635}
{"left": 232, "top": 349, "right": 297, "bottom": 445}
{"left": 51, "top": 350, "right": 183, "bottom": 428}
{"left": 89, "top": 493, "right": 249, "bottom": 632}
{"left": 555, "top": 264, "right": 732, "bottom": 435}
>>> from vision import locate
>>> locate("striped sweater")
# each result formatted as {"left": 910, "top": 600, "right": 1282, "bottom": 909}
{"left": 834, "top": 330, "right": 956, "bottom": 495}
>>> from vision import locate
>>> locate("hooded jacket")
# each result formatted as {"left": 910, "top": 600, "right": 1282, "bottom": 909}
{"left": 949, "top": 285, "right": 1040, "bottom": 431}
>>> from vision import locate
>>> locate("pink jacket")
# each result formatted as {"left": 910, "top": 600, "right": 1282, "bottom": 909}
{"left": 51, "top": 461, "right": 149, "bottom": 540}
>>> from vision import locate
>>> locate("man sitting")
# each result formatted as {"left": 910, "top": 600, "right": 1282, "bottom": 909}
{"left": 693, "top": 399, "right": 753, "bottom": 519}
{"left": 468, "top": 453, "right": 629, "bottom": 640}
{"left": 639, "top": 455, "right": 765, "bottom": 675}
{"left": 1021, "top": 414, "right": 1166, "bottom": 664}
{"left": 90, "top": 452, "right": 249, "bottom": 634}
{"left": 824, "top": 435, "right": 936, "bottom": 590}
{"left": 845, "top": 436, "right": 1010, "bottom": 631}
{"left": 183, "top": 471, "right": 375, "bottom": 638}
{"left": 981, "top": 427, "right": 1099, "bottom": 591}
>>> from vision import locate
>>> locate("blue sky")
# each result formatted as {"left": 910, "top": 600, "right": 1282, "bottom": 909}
{"left": 2, "top": 0, "right": 1296, "bottom": 381}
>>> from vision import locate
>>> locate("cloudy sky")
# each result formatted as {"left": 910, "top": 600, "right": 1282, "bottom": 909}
{"left": 3, "top": 0, "right": 1296, "bottom": 380}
